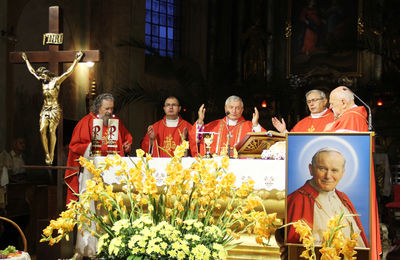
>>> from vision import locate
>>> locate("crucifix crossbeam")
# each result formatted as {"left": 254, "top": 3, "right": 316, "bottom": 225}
{"left": 9, "top": 6, "right": 101, "bottom": 74}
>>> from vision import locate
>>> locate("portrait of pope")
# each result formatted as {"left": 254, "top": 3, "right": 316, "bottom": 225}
{"left": 286, "top": 144, "right": 370, "bottom": 248}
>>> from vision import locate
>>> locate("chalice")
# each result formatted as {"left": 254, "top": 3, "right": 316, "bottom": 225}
{"left": 203, "top": 132, "right": 215, "bottom": 158}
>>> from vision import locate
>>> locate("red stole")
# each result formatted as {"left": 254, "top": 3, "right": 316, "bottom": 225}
{"left": 198, "top": 116, "right": 255, "bottom": 156}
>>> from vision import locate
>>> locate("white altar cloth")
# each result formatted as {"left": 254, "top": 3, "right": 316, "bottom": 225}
{"left": 95, "top": 157, "right": 286, "bottom": 191}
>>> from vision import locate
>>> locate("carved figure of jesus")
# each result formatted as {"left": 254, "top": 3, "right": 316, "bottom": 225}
{"left": 21, "top": 51, "right": 83, "bottom": 165}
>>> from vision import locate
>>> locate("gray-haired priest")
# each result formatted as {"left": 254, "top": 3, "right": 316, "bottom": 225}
{"left": 64, "top": 93, "right": 132, "bottom": 204}
{"left": 192, "top": 95, "right": 265, "bottom": 157}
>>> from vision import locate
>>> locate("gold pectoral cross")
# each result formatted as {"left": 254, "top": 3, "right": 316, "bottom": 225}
{"left": 308, "top": 125, "right": 315, "bottom": 132}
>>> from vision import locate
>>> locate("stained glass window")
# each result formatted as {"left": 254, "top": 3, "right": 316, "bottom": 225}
{"left": 145, "top": 0, "right": 180, "bottom": 58}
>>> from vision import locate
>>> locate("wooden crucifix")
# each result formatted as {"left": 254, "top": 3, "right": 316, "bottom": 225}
{"left": 9, "top": 5, "right": 100, "bottom": 212}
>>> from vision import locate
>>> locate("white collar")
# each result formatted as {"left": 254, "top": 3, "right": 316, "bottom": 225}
{"left": 165, "top": 117, "right": 179, "bottom": 127}
{"left": 310, "top": 108, "right": 328, "bottom": 118}
{"left": 227, "top": 119, "right": 238, "bottom": 126}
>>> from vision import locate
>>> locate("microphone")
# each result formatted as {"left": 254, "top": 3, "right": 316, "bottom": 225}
{"left": 343, "top": 87, "right": 373, "bottom": 131}
{"left": 225, "top": 111, "right": 232, "bottom": 158}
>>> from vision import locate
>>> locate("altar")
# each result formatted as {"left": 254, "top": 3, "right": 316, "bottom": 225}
{"left": 78, "top": 156, "right": 286, "bottom": 259}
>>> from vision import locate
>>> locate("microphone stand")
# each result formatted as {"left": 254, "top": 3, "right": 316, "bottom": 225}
{"left": 225, "top": 112, "right": 232, "bottom": 158}
{"left": 343, "top": 87, "right": 373, "bottom": 131}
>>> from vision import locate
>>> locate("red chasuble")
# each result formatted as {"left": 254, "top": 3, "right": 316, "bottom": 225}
{"left": 64, "top": 112, "right": 133, "bottom": 204}
{"left": 194, "top": 116, "right": 265, "bottom": 156}
{"left": 327, "top": 106, "right": 368, "bottom": 132}
{"left": 140, "top": 116, "right": 196, "bottom": 157}
{"left": 291, "top": 109, "right": 334, "bottom": 132}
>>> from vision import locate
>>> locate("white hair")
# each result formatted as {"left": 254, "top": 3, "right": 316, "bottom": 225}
{"left": 305, "top": 89, "right": 326, "bottom": 100}
{"left": 225, "top": 95, "right": 243, "bottom": 107}
{"left": 311, "top": 147, "right": 346, "bottom": 169}
{"left": 91, "top": 93, "right": 114, "bottom": 114}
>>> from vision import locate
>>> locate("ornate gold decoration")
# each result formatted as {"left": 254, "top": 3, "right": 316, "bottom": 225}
{"left": 42, "top": 33, "right": 63, "bottom": 45}
{"left": 162, "top": 135, "right": 177, "bottom": 153}
{"left": 236, "top": 132, "right": 285, "bottom": 159}
{"left": 285, "top": 22, "right": 292, "bottom": 39}
{"left": 358, "top": 17, "right": 365, "bottom": 35}
{"left": 243, "top": 139, "right": 265, "bottom": 153}
{"left": 308, "top": 125, "right": 315, "bottom": 132}
{"left": 203, "top": 133, "right": 215, "bottom": 158}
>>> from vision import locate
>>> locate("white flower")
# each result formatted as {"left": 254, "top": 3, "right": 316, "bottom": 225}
{"left": 111, "top": 219, "right": 130, "bottom": 235}
{"left": 190, "top": 244, "right": 211, "bottom": 260}
{"left": 96, "top": 233, "right": 109, "bottom": 253}
{"left": 108, "top": 236, "right": 124, "bottom": 256}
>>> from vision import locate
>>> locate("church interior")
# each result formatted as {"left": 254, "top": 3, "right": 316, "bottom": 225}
{"left": 1, "top": 0, "right": 400, "bottom": 259}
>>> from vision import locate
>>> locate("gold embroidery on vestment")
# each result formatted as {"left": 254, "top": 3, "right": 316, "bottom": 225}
{"left": 162, "top": 135, "right": 176, "bottom": 152}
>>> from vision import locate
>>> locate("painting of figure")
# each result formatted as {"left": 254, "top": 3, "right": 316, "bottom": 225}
{"left": 287, "top": 0, "right": 361, "bottom": 76}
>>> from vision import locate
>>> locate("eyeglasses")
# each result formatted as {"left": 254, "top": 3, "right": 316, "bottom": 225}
{"left": 164, "top": 103, "right": 179, "bottom": 107}
{"left": 306, "top": 98, "right": 323, "bottom": 104}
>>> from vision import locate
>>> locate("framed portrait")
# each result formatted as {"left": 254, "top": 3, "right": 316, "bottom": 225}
{"left": 285, "top": 133, "right": 372, "bottom": 257}
{"left": 286, "top": 0, "right": 363, "bottom": 77}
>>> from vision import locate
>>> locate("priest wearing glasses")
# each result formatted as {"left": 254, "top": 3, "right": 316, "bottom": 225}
{"left": 272, "top": 89, "right": 334, "bottom": 133}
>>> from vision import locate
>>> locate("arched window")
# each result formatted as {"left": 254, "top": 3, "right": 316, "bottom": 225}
{"left": 145, "top": 0, "right": 180, "bottom": 58}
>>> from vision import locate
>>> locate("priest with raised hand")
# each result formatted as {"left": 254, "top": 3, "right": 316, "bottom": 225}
{"left": 64, "top": 93, "right": 133, "bottom": 204}
{"left": 324, "top": 86, "right": 368, "bottom": 132}
{"left": 193, "top": 95, "right": 265, "bottom": 157}
{"left": 140, "top": 96, "right": 196, "bottom": 157}
{"left": 271, "top": 89, "right": 334, "bottom": 133}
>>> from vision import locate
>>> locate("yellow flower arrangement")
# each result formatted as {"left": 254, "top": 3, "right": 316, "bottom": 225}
{"left": 40, "top": 141, "right": 279, "bottom": 259}
{"left": 290, "top": 212, "right": 359, "bottom": 260}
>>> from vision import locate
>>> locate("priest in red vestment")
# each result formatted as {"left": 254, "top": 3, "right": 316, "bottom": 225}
{"left": 193, "top": 95, "right": 265, "bottom": 157}
{"left": 140, "top": 96, "right": 196, "bottom": 157}
{"left": 324, "top": 86, "right": 368, "bottom": 132}
{"left": 287, "top": 148, "right": 368, "bottom": 247}
{"left": 64, "top": 93, "right": 132, "bottom": 204}
{"left": 272, "top": 89, "right": 334, "bottom": 133}
{"left": 324, "top": 86, "right": 381, "bottom": 260}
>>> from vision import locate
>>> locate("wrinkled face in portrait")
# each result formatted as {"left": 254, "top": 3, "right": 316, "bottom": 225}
{"left": 98, "top": 99, "right": 114, "bottom": 125}
{"left": 163, "top": 97, "right": 181, "bottom": 119}
{"left": 306, "top": 92, "right": 327, "bottom": 114}
{"left": 225, "top": 100, "right": 244, "bottom": 121}
{"left": 309, "top": 151, "right": 345, "bottom": 192}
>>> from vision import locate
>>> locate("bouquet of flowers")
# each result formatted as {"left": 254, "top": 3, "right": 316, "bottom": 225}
{"left": 40, "top": 141, "right": 279, "bottom": 259}
{"left": 290, "top": 212, "right": 359, "bottom": 260}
